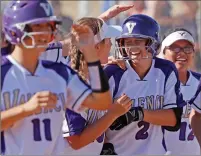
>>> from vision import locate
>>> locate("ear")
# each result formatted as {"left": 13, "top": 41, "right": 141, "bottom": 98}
{"left": 95, "top": 43, "right": 101, "bottom": 51}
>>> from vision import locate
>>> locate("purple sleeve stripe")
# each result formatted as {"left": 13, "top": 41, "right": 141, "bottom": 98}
{"left": 65, "top": 109, "right": 86, "bottom": 136}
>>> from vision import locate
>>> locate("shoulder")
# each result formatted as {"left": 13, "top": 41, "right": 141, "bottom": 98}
{"left": 154, "top": 57, "right": 178, "bottom": 77}
{"left": 190, "top": 71, "right": 201, "bottom": 81}
{"left": 104, "top": 64, "right": 126, "bottom": 80}
{"left": 41, "top": 60, "right": 76, "bottom": 82}
{"left": 46, "top": 41, "right": 63, "bottom": 50}
{"left": 1, "top": 57, "right": 13, "bottom": 89}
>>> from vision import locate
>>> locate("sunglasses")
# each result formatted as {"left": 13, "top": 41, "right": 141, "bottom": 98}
{"left": 166, "top": 46, "right": 194, "bottom": 54}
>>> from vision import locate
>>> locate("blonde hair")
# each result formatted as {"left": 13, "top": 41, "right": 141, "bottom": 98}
{"left": 70, "top": 17, "right": 104, "bottom": 82}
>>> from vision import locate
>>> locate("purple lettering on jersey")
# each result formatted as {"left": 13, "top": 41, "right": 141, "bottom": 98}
{"left": 96, "top": 134, "right": 104, "bottom": 143}
{"left": 32, "top": 119, "right": 42, "bottom": 141}
{"left": 179, "top": 122, "right": 187, "bottom": 141}
{"left": 187, "top": 124, "right": 194, "bottom": 141}
{"left": 65, "top": 109, "right": 86, "bottom": 136}
{"left": 135, "top": 121, "right": 150, "bottom": 140}
{"left": 179, "top": 122, "right": 194, "bottom": 141}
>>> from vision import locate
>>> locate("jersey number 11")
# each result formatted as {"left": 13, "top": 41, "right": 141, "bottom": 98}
{"left": 32, "top": 118, "right": 52, "bottom": 141}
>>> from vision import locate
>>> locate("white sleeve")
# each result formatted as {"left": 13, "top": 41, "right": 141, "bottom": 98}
{"left": 189, "top": 84, "right": 201, "bottom": 113}
{"left": 41, "top": 48, "right": 62, "bottom": 62}
{"left": 163, "top": 71, "right": 185, "bottom": 109}
{"left": 66, "top": 68, "right": 92, "bottom": 113}
{"left": 40, "top": 42, "right": 63, "bottom": 62}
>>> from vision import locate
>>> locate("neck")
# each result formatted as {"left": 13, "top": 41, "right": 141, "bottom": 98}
{"left": 131, "top": 59, "right": 152, "bottom": 79}
{"left": 178, "top": 70, "right": 188, "bottom": 85}
{"left": 11, "top": 46, "right": 41, "bottom": 74}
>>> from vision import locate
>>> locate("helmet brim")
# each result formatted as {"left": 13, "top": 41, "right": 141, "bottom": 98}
{"left": 116, "top": 33, "right": 152, "bottom": 41}
{"left": 15, "top": 16, "right": 62, "bottom": 27}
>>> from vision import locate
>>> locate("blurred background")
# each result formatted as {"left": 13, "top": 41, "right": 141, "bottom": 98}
{"left": 1, "top": 1, "right": 201, "bottom": 72}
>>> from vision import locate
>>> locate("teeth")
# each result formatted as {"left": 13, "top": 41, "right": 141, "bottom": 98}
{"left": 177, "top": 59, "right": 186, "bottom": 61}
{"left": 131, "top": 53, "right": 140, "bottom": 55}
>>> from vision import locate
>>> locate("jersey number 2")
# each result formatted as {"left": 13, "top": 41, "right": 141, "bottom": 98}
{"left": 32, "top": 118, "right": 52, "bottom": 141}
{"left": 135, "top": 121, "right": 150, "bottom": 140}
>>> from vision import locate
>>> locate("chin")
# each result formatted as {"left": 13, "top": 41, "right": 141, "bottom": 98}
{"left": 131, "top": 59, "right": 141, "bottom": 65}
{"left": 100, "top": 58, "right": 108, "bottom": 64}
{"left": 176, "top": 65, "right": 187, "bottom": 72}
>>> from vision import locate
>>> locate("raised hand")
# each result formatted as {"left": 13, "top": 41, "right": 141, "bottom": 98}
{"left": 70, "top": 24, "right": 98, "bottom": 62}
{"left": 106, "top": 56, "right": 126, "bottom": 70}
{"left": 99, "top": 4, "right": 134, "bottom": 22}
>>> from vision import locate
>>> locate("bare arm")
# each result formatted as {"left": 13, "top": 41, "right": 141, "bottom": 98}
{"left": 66, "top": 112, "right": 117, "bottom": 150}
{"left": 190, "top": 109, "right": 201, "bottom": 150}
{"left": 69, "top": 25, "right": 112, "bottom": 110}
{"left": 98, "top": 4, "right": 134, "bottom": 22}
{"left": 66, "top": 95, "right": 132, "bottom": 150}
{"left": 1, "top": 91, "right": 57, "bottom": 131}
{"left": 143, "top": 109, "right": 176, "bottom": 126}
{"left": 1, "top": 104, "right": 32, "bottom": 131}
{"left": 81, "top": 92, "right": 112, "bottom": 110}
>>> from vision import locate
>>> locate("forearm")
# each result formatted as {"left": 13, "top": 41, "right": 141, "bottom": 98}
{"left": 143, "top": 109, "right": 176, "bottom": 126}
{"left": 82, "top": 59, "right": 111, "bottom": 110}
{"left": 1, "top": 104, "right": 33, "bottom": 131}
{"left": 190, "top": 110, "right": 201, "bottom": 149}
{"left": 82, "top": 91, "right": 112, "bottom": 110}
{"left": 67, "top": 112, "right": 117, "bottom": 149}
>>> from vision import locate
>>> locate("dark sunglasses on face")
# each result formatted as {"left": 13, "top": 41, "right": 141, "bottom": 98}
{"left": 166, "top": 46, "right": 195, "bottom": 54}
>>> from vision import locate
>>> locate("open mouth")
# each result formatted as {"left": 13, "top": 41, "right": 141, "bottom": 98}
{"left": 176, "top": 58, "right": 187, "bottom": 63}
{"left": 130, "top": 52, "right": 141, "bottom": 59}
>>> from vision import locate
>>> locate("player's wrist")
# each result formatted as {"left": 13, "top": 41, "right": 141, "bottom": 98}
{"left": 130, "top": 107, "right": 144, "bottom": 121}
{"left": 107, "top": 108, "right": 121, "bottom": 120}
{"left": 87, "top": 61, "right": 109, "bottom": 93}
{"left": 106, "top": 110, "right": 119, "bottom": 121}
{"left": 20, "top": 103, "right": 36, "bottom": 117}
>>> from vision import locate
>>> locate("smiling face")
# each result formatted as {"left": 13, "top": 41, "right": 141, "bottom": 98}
{"left": 123, "top": 37, "right": 152, "bottom": 64}
{"left": 27, "top": 22, "right": 54, "bottom": 46}
{"left": 164, "top": 40, "right": 194, "bottom": 72}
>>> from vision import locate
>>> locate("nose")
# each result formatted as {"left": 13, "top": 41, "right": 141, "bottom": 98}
{"left": 177, "top": 50, "right": 186, "bottom": 56}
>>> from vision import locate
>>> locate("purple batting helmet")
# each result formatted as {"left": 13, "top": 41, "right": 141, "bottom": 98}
{"left": 2, "top": 0, "right": 61, "bottom": 48}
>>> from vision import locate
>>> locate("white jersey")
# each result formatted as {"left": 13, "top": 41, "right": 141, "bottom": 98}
{"left": 40, "top": 41, "right": 70, "bottom": 65}
{"left": 62, "top": 109, "right": 105, "bottom": 155}
{"left": 165, "top": 71, "right": 201, "bottom": 155}
{"left": 189, "top": 78, "right": 201, "bottom": 114}
{"left": 1, "top": 55, "right": 91, "bottom": 155}
{"left": 104, "top": 57, "right": 185, "bottom": 155}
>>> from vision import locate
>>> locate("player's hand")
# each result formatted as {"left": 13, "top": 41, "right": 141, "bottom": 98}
{"left": 108, "top": 94, "right": 132, "bottom": 118}
{"left": 23, "top": 91, "right": 57, "bottom": 114}
{"left": 70, "top": 24, "right": 98, "bottom": 62}
{"left": 109, "top": 106, "right": 144, "bottom": 131}
{"left": 98, "top": 4, "right": 134, "bottom": 22}
{"left": 107, "top": 56, "right": 126, "bottom": 70}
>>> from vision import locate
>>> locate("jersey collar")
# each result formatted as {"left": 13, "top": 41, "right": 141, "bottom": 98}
{"left": 7, "top": 55, "right": 46, "bottom": 77}
{"left": 125, "top": 59, "right": 155, "bottom": 81}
